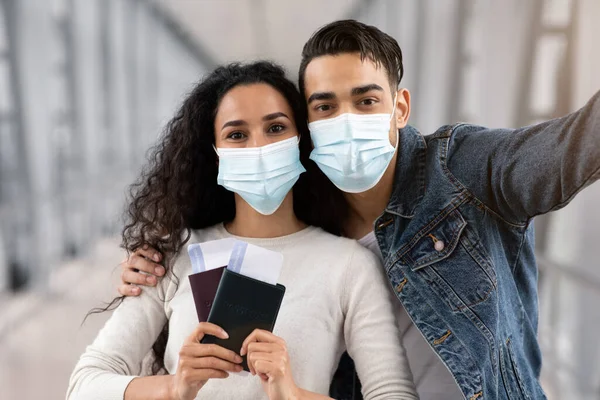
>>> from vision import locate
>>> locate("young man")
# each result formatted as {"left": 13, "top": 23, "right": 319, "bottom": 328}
{"left": 119, "top": 20, "right": 600, "bottom": 399}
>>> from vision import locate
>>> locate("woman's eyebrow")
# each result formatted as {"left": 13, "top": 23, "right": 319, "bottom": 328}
{"left": 221, "top": 119, "right": 247, "bottom": 130}
{"left": 263, "top": 112, "right": 290, "bottom": 121}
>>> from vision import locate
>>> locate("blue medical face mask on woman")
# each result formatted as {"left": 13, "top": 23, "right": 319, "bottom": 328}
{"left": 308, "top": 95, "right": 398, "bottom": 193}
{"left": 215, "top": 136, "right": 306, "bottom": 215}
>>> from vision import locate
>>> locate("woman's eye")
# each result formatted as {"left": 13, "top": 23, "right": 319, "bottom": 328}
{"left": 268, "top": 124, "right": 285, "bottom": 134}
{"left": 227, "top": 131, "right": 245, "bottom": 140}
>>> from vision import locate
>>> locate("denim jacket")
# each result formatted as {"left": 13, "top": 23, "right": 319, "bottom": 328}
{"left": 329, "top": 91, "right": 600, "bottom": 400}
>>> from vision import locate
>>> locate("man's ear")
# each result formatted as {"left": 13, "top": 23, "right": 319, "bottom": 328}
{"left": 395, "top": 88, "right": 411, "bottom": 129}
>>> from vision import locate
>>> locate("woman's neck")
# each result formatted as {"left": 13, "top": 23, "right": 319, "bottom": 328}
{"left": 225, "top": 192, "right": 306, "bottom": 238}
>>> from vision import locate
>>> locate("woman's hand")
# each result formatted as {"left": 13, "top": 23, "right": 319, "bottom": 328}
{"left": 118, "top": 245, "right": 165, "bottom": 296}
{"left": 170, "top": 322, "right": 243, "bottom": 400}
{"left": 241, "top": 329, "right": 300, "bottom": 400}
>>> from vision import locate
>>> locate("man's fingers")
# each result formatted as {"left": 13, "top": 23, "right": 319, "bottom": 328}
{"left": 118, "top": 284, "right": 141, "bottom": 296}
{"left": 125, "top": 254, "right": 165, "bottom": 277}
{"left": 135, "top": 246, "right": 162, "bottom": 263}
{"left": 121, "top": 269, "right": 156, "bottom": 286}
{"left": 117, "top": 248, "right": 164, "bottom": 297}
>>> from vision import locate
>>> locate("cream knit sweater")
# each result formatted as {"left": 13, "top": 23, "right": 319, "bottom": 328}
{"left": 67, "top": 224, "right": 417, "bottom": 400}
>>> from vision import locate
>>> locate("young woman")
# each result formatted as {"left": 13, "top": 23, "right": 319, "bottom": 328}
{"left": 67, "top": 62, "right": 417, "bottom": 400}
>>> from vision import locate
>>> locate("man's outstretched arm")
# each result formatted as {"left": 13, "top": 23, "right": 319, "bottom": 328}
{"left": 447, "top": 90, "right": 600, "bottom": 226}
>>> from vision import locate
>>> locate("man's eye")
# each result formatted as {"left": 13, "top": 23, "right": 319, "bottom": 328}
{"left": 316, "top": 104, "right": 332, "bottom": 112}
{"left": 359, "top": 99, "right": 376, "bottom": 106}
{"left": 268, "top": 124, "right": 285, "bottom": 133}
{"left": 227, "top": 131, "right": 245, "bottom": 140}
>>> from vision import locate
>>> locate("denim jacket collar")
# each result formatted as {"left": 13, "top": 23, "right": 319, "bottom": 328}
{"left": 386, "top": 125, "right": 427, "bottom": 218}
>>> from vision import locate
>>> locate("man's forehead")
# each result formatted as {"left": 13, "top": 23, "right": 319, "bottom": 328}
{"left": 303, "top": 53, "right": 388, "bottom": 93}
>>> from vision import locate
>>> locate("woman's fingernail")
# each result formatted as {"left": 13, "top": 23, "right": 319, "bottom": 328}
{"left": 155, "top": 267, "right": 164, "bottom": 276}
{"left": 222, "top": 330, "right": 229, "bottom": 339}
{"left": 153, "top": 254, "right": 161, "bottom": 262}
{"left": 146, "top": 276, "right": 155, "bottom": 284}
{"left": 132, "top": 287, "right": 140, "bottom": 294}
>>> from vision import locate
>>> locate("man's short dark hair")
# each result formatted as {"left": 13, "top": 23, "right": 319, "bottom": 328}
{"left": 298, "top": 19, "right": 404, "bottom": 97}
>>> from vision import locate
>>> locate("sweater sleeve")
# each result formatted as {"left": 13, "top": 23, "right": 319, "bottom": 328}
{"left": 341, "top": 245, "right": 418, "bottom": 400}
{"left": 66, "top": 282, "right": 168, "bottom": 400}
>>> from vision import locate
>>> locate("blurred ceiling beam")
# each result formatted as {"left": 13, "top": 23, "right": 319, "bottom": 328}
{"left": 147, "top": 0, "right": 219, "bottom": 69}
{"left": 157, "top": 0, "right": 361, "bottom": 71}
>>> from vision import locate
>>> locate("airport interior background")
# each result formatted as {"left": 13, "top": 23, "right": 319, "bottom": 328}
{"left": 0, "top": 0, "right": 599, "bottom": 398}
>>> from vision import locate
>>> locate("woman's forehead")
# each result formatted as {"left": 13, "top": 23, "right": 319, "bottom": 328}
{"left": 216, "top": 83, "right": 292, "bottom": 122}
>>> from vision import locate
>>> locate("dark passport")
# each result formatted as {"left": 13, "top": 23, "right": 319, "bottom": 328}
{"left": 188, "top": 266, "right": 226, "bottom": 322}
{"left": 202, "top": 268, "right": 286, "bottom": 371}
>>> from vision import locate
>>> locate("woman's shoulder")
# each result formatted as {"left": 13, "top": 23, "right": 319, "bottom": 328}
{"left": 305, "top": 228, "right": 377, "bottom": 262}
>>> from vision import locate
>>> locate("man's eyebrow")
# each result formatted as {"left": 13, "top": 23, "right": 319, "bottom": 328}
{"left": 351, "top": 84, "right": 384, "bottom": 96}
{"left": 263, "top": 112, "right": 290, "bottom": 121}
{"left": 307, "top": 91, "right": 336, "bottom": 104}
{"left": 221, "top": 120, "right": 246, "bottom": 130}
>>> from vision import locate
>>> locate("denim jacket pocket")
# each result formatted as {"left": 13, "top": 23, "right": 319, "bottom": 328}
{"left": 402, "top": 209, "right": 497, "bottom": 312}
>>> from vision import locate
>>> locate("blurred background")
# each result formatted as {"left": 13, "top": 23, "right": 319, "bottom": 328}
{"left": 0, "top": 0, "right": 598, "bottom": 399}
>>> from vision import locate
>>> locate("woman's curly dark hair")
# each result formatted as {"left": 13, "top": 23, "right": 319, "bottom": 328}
{"left": 89, "top": 61, "right": 349, "bottom": 374}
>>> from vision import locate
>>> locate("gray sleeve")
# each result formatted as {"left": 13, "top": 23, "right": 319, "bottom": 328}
{"left": 447, "top": 90, "right": 600, "bottom": 225}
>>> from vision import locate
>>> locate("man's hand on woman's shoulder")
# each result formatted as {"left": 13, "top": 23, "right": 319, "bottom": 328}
{"left": 119, "top": 245, "right": 165, "bottom": 296}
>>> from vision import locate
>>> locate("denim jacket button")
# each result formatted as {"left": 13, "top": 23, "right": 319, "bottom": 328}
{"left": 434, "top": 240, "right": 445, "bottom": 251}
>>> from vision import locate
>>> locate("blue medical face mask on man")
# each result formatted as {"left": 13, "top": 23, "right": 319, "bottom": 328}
{"left": 215, "top": 136, "right": 305, "bottom": 215}
{"left": 308, "top": 94, "right": 398, "bottom": 193}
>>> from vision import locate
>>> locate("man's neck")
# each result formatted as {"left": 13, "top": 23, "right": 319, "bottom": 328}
{"left": 226, "top": 192, "right": 306, "bottom": 238}
{"left": 344, "top": 152, "right": 397, "bottom": 240}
